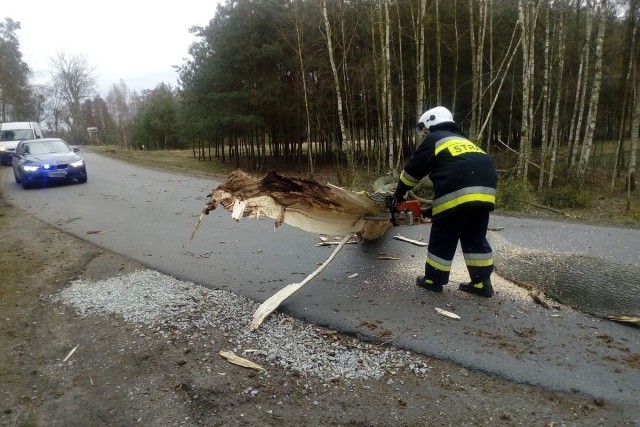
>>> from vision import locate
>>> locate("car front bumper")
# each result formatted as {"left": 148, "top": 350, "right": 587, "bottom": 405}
{"left": 20, "top": 166, "right": 87, "bottom": 184}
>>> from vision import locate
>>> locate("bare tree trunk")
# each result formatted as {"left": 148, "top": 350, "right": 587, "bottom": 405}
{"left": 469, "top": 0, "right": 479, "bottom": 138}
{"left": 548, "top": 4, "right": 567, "bottom": 188}
{"left": 395, "top": 1, "right": 406, "bottom": 170}
{"left": 435, "top": 0, "right": 442, "bottom": 105}
{"left": 321, "top": 0, "right": 347, "bottom": 166}
{"left": 569, "top": 0, "right": 594, "bottom": 173}
{"left": 628, "top": 63, "right": 640, "bottom": 202}
{"left": 382, "top": 0, "right": 395, "bottom": 169}
{"left": 411, "top": 0, "right": 428, "bottom": 140}
{"left": 291, "top": 0, "right": 314, "bottom": 176}
{"left": 478, "top": 23, "right": 522, "bottom": 141}
{"left": 486, "top": 0, "right": 494, "bottom": 152}
{"left": 452, "top": 1, "right": 460, "bottom": 113}
{"left": 577, "top": 0, "right": 607, "bottom": 185}
{"left": 538, "top": 0, "right": 552, "bottom": 192}
{"left": 611, "top": 0, "right": 638, "bottom": 193}
{"left": 517, "top": 0, "right": 540, "bottom": 178}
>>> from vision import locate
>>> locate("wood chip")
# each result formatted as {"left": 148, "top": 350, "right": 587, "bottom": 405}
{"left": 219, "top": 351, "right": 267, "bottom": 372}
{"left": 348, "top": 273, "right": 359, "bottom": 279}
{"left": 435, "top": 307, "right": 461, "bottom": 320}
{"left": 378, "top": 256, "right": 400, "bottom": 260}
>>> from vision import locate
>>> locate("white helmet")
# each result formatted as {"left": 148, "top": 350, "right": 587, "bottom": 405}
{"left": 416, "top": 106, "right": 454, "bottom": 133}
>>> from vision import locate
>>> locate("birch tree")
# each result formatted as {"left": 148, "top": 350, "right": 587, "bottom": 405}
{"left": 411, "top": 0, "right": 428, "bottom": 117}
{"left": 576, "top": 0, "right": 607, "bottom": 184}
{"left": 321, "top": 0, "right": 347, "bottom": 166}
{"left": 469, "top": 0, "right": 489, "bottom": 139}
{"left": 548, "top": 2, "right": 568, "bottom": 188}
{"left": 106, "top": 79, "right": 133, "bottom": 150}
{"left": 517, "top": 0, "right": 541, "bottom": 178}
{"left": 289, "top": 0, "right": 314, "bottom": 175}
{"left": 538, "top": 1, "right": 552, "bottom": 191}
{"left": 378, "top": 0, "right": 395, "bottom": 169}
{"left": 611, "top": 0, "right": 638, "bottom": 192}
{"left": 627, "top": 63, "right": 640, "bottom": 199}
{"left": 568, "top": 0, "right": 594, "bottom": 173}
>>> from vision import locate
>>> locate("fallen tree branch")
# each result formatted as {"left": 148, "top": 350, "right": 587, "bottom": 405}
{"left": 529, "top": 202, "right": 574, "bottom": 218}
{"left": 250, "top": 233, "right": 356, "bottom": 331}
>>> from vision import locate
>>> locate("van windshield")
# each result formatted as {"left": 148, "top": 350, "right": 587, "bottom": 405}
{"left": 0, "top": 129, "right": 34, "bottom": 141}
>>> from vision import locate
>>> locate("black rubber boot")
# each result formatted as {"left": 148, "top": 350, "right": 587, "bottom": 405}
{"left": 416, "top": 276, "right": 443, "bottom": 293}
{"left": 459, "top": 278, "right": 494, "bottom": 297}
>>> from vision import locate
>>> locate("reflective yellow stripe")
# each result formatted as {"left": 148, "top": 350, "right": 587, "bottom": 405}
{"left": 426, "top": 256, "right": 451, "bottom": 272}
{"left": 435, "top": 139, "right": 485, "bottom": 156}
{"left": 432, "top": 193, "right": 495, "bottom": 215}
{"left": 473, "top": 282, "right": 484, "bottom": 289}
{"left": 465, "top": 258, "right": 494, "bottom": 267}
{"left": 399, "top": 171, "right": 418, "bottom": 187}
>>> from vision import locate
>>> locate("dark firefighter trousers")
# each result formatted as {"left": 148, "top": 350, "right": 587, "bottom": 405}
{"left": 424, "top": 208, "right": 493, "bottom": 286}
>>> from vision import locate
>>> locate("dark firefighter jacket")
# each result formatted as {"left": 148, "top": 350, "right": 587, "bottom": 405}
{"left": 395, "top": 123, "right": 497, "bottom": 221}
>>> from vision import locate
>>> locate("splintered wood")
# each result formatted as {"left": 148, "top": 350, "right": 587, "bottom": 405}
{"left": 189, "top": 170, "right": 397, "bottom": 330}
{"left": 191, "top": 170, "right": 391, "bottom": 242}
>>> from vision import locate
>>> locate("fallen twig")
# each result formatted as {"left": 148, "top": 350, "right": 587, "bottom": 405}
{"left": 63, "top": 345, "right": 78, "bottom": 362}
{"left": 529, "top": 202, "right": 574, "bottom": 218}
{"left": 393, "top": 234, "right": 428, "bottom": 246}
{"left": 250, "top": 233, "right": 355, "bottom": 330}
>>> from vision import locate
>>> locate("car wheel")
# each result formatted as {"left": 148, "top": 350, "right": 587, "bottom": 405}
{"left": 13, "top": 169, "right": 21, "bottom": 183}
{"left": 78, "top": 175, "right": 88, "bottom": 184}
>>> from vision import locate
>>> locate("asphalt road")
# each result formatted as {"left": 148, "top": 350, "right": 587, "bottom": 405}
{"left": 3, "top": 151, "right": 639, "bottom": 416}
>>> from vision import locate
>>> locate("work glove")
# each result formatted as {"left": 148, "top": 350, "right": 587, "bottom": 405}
{"left": 385, "top": 194, "right": 399, "bottom": 226}
{"left": 386, "top": 194, "right": 399, "bottom": 227}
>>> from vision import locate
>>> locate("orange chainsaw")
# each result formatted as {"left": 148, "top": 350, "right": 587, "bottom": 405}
{"left": 366, "top": 199, "right": 432, "bottom": 226}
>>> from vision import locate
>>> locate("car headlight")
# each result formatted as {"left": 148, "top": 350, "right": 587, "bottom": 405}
{"left": 23, "top": 165, "right": 39, "bottom": 172}
{"left": 0, "top": 146, "right": 6, "bottom": 152}
{"left": 70, "top": 159, "right": 85, "bottom": 168}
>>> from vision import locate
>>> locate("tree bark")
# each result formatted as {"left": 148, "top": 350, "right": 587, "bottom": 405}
{"left": 321, "top": 0, "right": 347, "bottom": 163}
{"left": 548, "top": 4, "right": 567, "bottom": 188}
{"left": 576, "top": 0, "right": 607, "bottom": 185}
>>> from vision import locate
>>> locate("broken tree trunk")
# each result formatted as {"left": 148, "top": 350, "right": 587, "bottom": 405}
{"left": 193, "top": 170, "right": 392, "bottom": 241}
{"left": 189, "top": 170, "right": 397, "bottom": 330}
{"left": 488, "top": 232, "right": 640, "bottom": 325}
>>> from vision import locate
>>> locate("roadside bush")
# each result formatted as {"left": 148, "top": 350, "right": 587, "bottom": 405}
{"left": 629, "top": 203, "right": 640, "bottom": 221}
{"left": 496, "top": 176, "right": 533, "bottom": 211}
{"left": 540, "top": 186, "right": 591, "bottom": 209}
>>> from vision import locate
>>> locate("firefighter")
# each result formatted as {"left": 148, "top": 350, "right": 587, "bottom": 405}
{"left": 391, "top": 106, "right": 498, "bottom": 297}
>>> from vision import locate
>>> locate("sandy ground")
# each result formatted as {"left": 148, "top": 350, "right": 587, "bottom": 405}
{"left": 0, "top": 192, "right": 636, "bottom": 427}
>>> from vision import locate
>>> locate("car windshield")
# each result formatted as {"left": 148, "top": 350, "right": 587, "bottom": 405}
{"left": 1, "top": 129, "right": 33, "bottom": 141}
{"left": 25, "top": 140, "right": 71, "bottom": 155}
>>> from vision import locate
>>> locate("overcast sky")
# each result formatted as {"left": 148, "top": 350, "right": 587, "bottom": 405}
{"left": 3, "top": 0, "right": 221, "bottom": 96}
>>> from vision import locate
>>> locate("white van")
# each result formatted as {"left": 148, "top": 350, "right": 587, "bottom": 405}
{"left": 0, "top": 122, "right": 44, "bottom": 165}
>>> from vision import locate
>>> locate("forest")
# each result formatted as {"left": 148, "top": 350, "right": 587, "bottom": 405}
{"left": 1, "top": 0, "right": 639, "bottom": 203}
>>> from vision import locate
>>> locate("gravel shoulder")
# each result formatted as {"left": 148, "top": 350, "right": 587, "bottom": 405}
{"left": 0, "top": 190, "right": 637, "bottom": 426}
